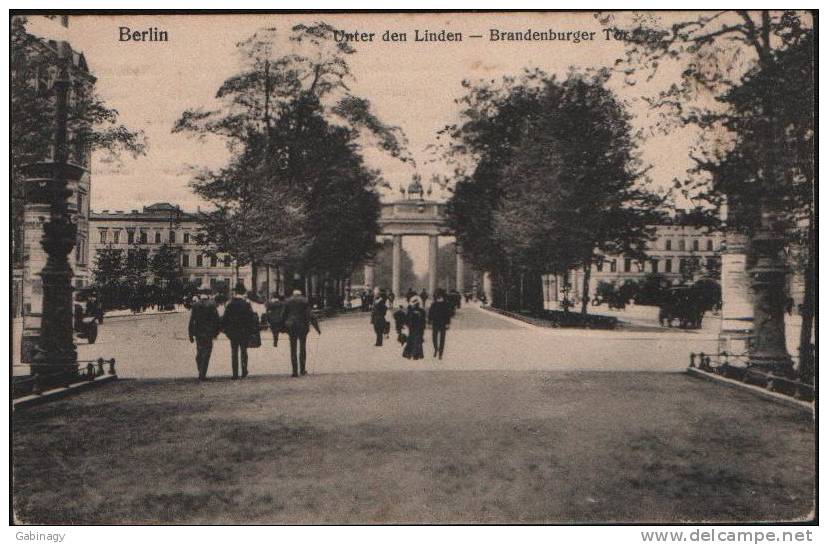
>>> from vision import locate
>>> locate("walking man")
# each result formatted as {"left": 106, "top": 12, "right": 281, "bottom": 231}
{"left": 371, "top": 293, "right": 388, "bottom": 347}
{"left": 265, "top": 294, "right": 285, "bottom": 347}
{"left": 281, "top": 288, "right": 321, "bottom": 377}
{"left": 428, "top": 289, "right": 453, "bottom": 360}
{"left": 222, "top": 284, "right": 258, "bottom": 379}
{"left": 188, "top": 288, "right": 221, "bottom": 380}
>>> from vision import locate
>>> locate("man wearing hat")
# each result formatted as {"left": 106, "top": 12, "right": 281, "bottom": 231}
{"left": 188, "top": 288, "right": 221, "bottom": 380}
{"left": 280, "top": 288, "right": 321, "bottom": 377}
{"left": 222, "top": 283, "right": 258, "bottom": 379}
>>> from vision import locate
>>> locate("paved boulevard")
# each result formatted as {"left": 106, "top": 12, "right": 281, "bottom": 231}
{"left": 76, "top": 304, "right": 722, "bottom": 379}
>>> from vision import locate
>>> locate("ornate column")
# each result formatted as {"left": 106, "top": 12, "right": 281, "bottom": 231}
{"left": 27, "top": 43, "right": 80, "bottom": 378}
{"left": 392, "top": 234, "right": 402, "bottom": 297}
{"left": 720, "top": 230, "right": 753, "bottom": 348}
{"left": 748, "top": 219, "right": 793, "bottom": 376}
{"left": 455, "top": 246, "right": 465, "bottom": 293}
{"left": 428, "top": 235, "right": 439, "bottom": 296}
{"left": 363, "top": 261, "right": 375, "bottom": 290}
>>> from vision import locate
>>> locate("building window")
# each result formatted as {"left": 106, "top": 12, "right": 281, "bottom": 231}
{"left": 127, "top": 229, "right": 135, "bottom": 244}
{"left": 169, "top": 231, "right": 176, "bottom": 244}
{"left": 98, "top": 229, "right": 107, "bottom": 244}
{"left": 624, "top": 258, "right": 632, "bottom": 273}
{"left": 610, "top": 259, "right": 617, "bottom": 273}
{"left": 182, "top": 254, "right": 190, "bottom": 267}
{"left": 75, "top": 236, "right": 86, "bottom": 265}
{"left": 651, "top": 259, "right": 659, "bottom": 273}
{"left": 679, "top": 239, "right": 686, "bottom": 251}
{"left": 184, "top": 232, "right": 190, "bottom": 244}
{"left": 692, "top": 239, "right": 699, "bottom": 251}
{"left": 706, "top": 239, "right": 714, "bottom": 251}
{"left": 210, "top": 255, "right": 218, "bottom": 268}
{"left": 223, "top": 255, "right": 232, "bottom": 267}
{"left": 140, "top": 231, "right": 148, "bottom": 244}
{"left": 196, "top": 254, "right": 203, "bottom": 267}
{"left": 665, "top": 239, "right": 672, "bottom": 251}
{"left": 113, "top": 230, "right": 120, "bottom": 244}
{"left": 596, "top": 260, "right": 604, "bottom": 272}
{"left": 155, "top": 231, "right": 162, "bottom": 244}
{"left": 665, "top": 258, "right": 673, "bottom": 273}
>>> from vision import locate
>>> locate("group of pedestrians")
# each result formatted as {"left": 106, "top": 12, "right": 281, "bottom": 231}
{"left": 372, "top": 287, "right": 456, "bottom": 360}
{"left": 187, "top": 284, "right": 320, "bottom": 381}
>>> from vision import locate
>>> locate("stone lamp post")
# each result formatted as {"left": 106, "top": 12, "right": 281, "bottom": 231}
{"left": 747, "top": 212, "right": 794, "bottom": 377}
{"left": 24, "top": 41, "right": 82, "bottom": 381}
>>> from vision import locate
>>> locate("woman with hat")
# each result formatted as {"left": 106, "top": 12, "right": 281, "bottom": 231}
{"left": 402, "top": 295, "right": 426, "bottom": 360}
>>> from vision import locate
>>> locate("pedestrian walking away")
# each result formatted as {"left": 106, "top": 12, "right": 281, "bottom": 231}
{"left": 402, "top": 296, "right": 426, "bottom": 360}
{"left": 188, "top": 288, "right": 221, "bottom": 380}
{"left": 371, "top": 293, "right": 388, "bottom": 346}
{"left": 281, "top": 288, "right": 321, "bottom": 377}
{"left": 222, "top": 284, "right": 259, "bottom": 379}
{"left": 393, "top": 303, "right": 407, "bottom": 345}
{"left": 419, "top": 288, "right": 429, "bottom": 308}
{"left": 428, "top": 288, "right": 453, "bottom": 360}
{"left": 265, "top": 294, "right": 286, "bottom": 347}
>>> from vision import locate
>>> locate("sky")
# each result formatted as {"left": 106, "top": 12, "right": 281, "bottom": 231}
{"left": 25, "top": 12, "right": 726, "bottom": 273}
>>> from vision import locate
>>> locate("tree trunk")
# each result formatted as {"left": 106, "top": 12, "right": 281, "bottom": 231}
{"left": 798, "top": 220, "right": 815, "bottom": 384}
{"left": 251, "top": 262, "right": 259, "bottom": 295}
{"left": 524, "top": 270, "right": 544, "bottom": 315}
{"left": 581, "top": 259, "right": 592, "bottom": 316}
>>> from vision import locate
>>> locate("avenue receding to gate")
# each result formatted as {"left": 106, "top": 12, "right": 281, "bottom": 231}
{"left": 10, "top": 10, "right": 816, "bottom": 528}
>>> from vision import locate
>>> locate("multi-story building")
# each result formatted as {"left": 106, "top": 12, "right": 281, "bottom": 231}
{"left": 543, "top": 213, "right": 725, "bottom": 305}
{"left": 89, "top": 203, "right": 252, "bottom": 292}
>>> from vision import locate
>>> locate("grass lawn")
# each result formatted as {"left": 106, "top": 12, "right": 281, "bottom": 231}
{"left": 12, "top": 370, "right": 815, "bottom": 524}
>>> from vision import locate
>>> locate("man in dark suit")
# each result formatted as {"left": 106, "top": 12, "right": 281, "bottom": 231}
{"left": 281, "top": 288, "right": 321, "bottom": 377}
{"left": 428, "top": 289, "right": 454, "bottom": 360}
{"left": 189, "top": 288, "right": 221, "bottom": 380}
{"left": 265, "top": 294, "right": 285, "bottom": 347}
{"left": 370, "top": 294, "right": 388, "bottom": 347}
{"left": 222, "top": 284, "right": 258, "bottom": 379}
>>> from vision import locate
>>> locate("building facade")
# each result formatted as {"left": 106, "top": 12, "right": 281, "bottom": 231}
{"left": 89, "top": 203, "right": 252, "bottom": 292}
{"left": 543, "top": 217, "right": 725, "bottom": 305}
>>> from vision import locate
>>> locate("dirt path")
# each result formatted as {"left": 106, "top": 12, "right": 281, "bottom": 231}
{"left": 12, "top": 370, "right": 814, "bottom": 523}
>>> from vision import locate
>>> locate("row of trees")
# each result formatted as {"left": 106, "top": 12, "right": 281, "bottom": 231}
{"left": 174, "top": 24, "right": 409, "bottom": 299}
{"left": 445, "top": 69, "right": 664, "bottom": 315}
{"left": 92, "top": 245, "right": 189, "bottom": 311}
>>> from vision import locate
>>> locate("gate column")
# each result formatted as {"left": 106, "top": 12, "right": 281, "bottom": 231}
{"left": 455, "top": 246, "right": 465, "bottom": 293}
{"left": 392, "top": 235, "right": 402, "bottom": 297}
{"left": 428, "top": 235, "right": 439, "bottom": 297}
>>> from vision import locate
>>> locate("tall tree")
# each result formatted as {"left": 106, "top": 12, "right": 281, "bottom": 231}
{"left": 174, "top": 24, "right": 409, "bottom": 296}
{"left": 92, "top": 247, "right": 125, "bottom": 309}
{"left": 446, "top": 70, "right": 663, "bottom": 313}
{"left": 609, "top": 10, "right": 814, "bottom": 379}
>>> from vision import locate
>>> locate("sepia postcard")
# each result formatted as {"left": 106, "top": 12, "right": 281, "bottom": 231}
{"left": 9, "top": 9, "right": 816, "bottom": 529}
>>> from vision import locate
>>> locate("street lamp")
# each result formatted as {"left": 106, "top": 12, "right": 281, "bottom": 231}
{"left": 23, "top": 41, "right": 82, "bottom": 381}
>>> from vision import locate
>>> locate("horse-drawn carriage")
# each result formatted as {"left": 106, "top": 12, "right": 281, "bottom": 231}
{"left": 658, "top": 280, "right": 720, "bottom": 329}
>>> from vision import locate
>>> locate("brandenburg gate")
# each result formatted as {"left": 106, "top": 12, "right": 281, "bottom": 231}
{"left": 363, "top": 175, "right": 466, "bottom": 297}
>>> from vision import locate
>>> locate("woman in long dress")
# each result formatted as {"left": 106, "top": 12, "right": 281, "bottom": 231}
{"left": 403, "top": 296, "right": 426, "bottom": 360}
